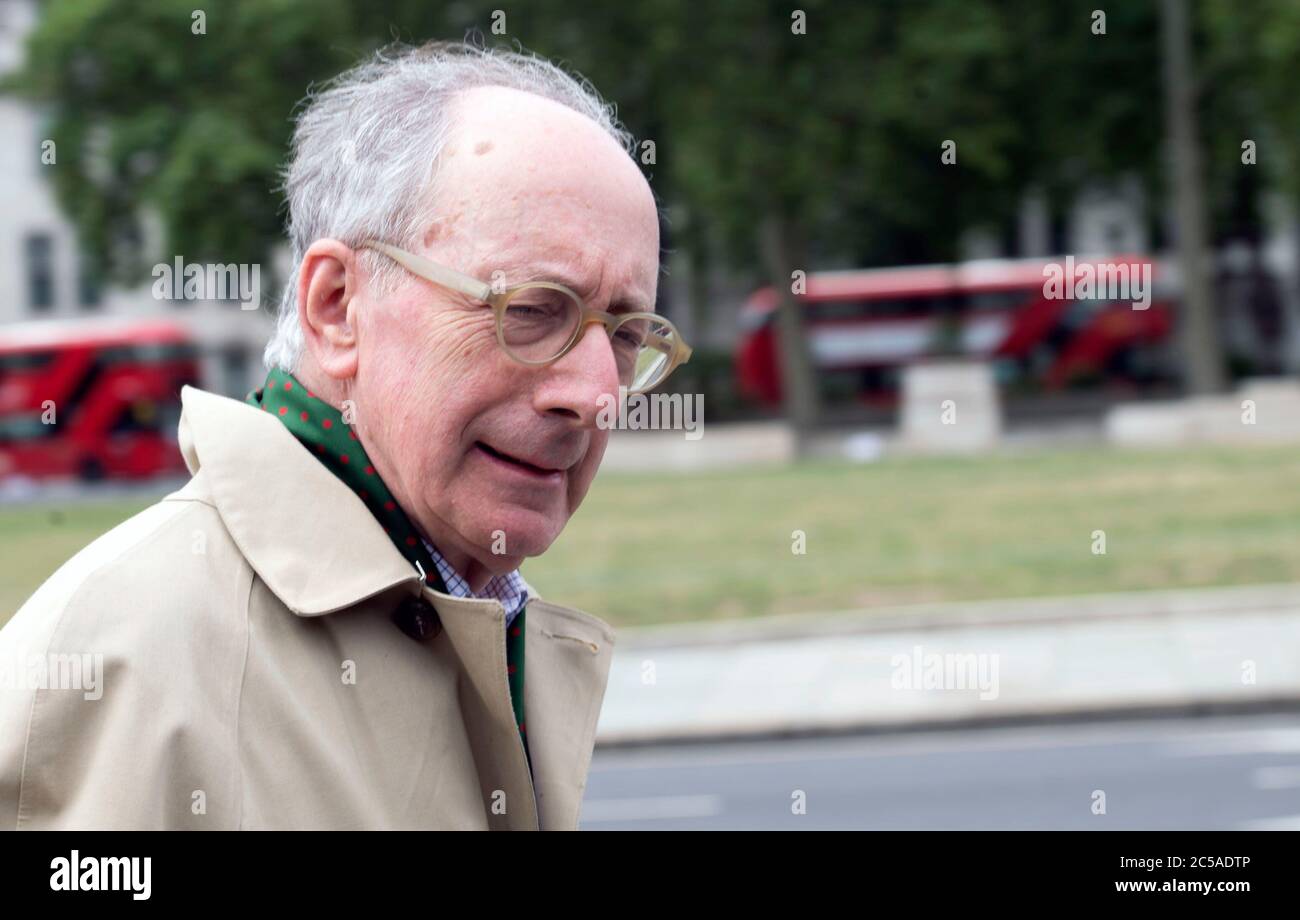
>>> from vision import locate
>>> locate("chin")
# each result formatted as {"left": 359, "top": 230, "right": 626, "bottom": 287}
{"left": 472, "top": 504, "right": 565, "bottom": 561}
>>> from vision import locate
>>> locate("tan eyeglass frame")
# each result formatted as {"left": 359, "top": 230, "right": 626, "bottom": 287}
{"left": 358, "top": 241, "right": 692, "bottom": 394}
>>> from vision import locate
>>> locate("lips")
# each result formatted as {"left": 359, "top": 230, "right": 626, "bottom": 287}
{"left": 475, "top": 441, "right": 567, "bottom": 477}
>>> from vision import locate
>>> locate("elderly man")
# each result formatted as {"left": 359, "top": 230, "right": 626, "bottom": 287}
{"left": 0, "top": 41, "right": 689, "bottom": 830}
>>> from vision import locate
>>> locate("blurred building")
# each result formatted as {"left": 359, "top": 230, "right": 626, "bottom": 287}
{"left": 0, "top": 0, "right": 274, "bottom": 397}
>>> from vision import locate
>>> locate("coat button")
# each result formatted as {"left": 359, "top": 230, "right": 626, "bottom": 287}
{"left": 392, "top": 595, "right": 442, "bottom": 641}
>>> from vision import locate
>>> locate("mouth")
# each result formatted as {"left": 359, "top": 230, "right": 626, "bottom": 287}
{"left": 474, "top": 441, "right": 567, "bottom": 480}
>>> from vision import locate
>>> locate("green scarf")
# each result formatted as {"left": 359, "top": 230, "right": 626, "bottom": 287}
{"left": 246, "top": 368, "right": 529, "bottom": 760}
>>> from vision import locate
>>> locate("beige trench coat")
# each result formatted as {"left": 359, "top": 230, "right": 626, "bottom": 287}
{"left": 0, "top": 385, "right": 615, "bottom": 829}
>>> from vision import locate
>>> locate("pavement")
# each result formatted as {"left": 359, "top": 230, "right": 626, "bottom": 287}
{"left": 583, "top": 712, "right": 1300, "bottom": 829}
{"left": 594, "top": 582, "right": 1300, "bottom": 745}
{"left": 0, "top": 475, "right": 188, "bottom": 507}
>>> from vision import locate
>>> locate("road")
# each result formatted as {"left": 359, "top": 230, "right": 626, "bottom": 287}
{"left": 580, "top": 712, "right": 1300, "bottom": 830}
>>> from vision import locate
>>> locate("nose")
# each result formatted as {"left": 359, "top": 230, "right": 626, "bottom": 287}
{"left": 531, "top": 322, "right": 620, "bottom": 427}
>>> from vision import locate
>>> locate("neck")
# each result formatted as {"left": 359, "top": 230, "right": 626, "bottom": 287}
{"left": 437, "top": 544, "right": 497, "bottom": 593}
{"left": 292, "top": 363, "right": 348, "bottom": 413}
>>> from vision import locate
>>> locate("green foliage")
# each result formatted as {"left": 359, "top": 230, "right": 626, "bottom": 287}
{"left": 13, "top": 0, "right": 355, "bottom": 284}
{"left": 9, "top": 0, "right": 1299, "bottom": 291}
{"left": 1201, "top": 0, "right": 1300, "bottom": 231}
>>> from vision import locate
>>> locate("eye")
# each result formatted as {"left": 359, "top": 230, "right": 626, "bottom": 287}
{"left": 505, "top": 297, "right": 566, "bottom": 322}
{"left": 612, "top": 319, "right": 648, "bottom": 351}
{"left": 499, "top": 288, "right": 582, "bottom": 354}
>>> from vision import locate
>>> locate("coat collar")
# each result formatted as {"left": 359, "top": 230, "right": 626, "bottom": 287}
{"left": 178, "top": 383, "right": 421, "bottom": 615}
{"left": 177, "top": 384, "right": 616, "bottom": 830}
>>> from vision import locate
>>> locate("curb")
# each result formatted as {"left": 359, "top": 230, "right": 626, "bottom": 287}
{"left": 595, "top": 694, "right": 1300, "bottom": 750}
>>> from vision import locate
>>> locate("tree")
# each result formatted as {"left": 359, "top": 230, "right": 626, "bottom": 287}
{"left": 1202, "top": 0, "right": 1300, "bottom": 373}
{"left": 10, "top": 0, "right": 357, "bottom": 291}
{"left": 1161, "top": 0, "right": 1226, "bottom": 393}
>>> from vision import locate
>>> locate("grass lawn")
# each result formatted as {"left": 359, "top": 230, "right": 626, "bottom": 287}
{"left": 3, "top": 442, "right": 1299, "bottom": 628}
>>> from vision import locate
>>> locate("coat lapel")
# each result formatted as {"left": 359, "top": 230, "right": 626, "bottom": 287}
{"left": 424, "top": 591, "right": 539, "bottom": 830}
{"left": 521, "top": 600, "right": 616, "bottom": 830}
{"left": 423, "top": 592, "right": 616, "bottom": 831}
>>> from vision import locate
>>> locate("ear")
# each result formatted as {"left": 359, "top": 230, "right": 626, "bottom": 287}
{"left": 298, "top": 239, "right": 360, "bottom": 381}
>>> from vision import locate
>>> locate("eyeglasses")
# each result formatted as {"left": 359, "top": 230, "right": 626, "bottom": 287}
{"left": 357, "top": 241, "right": 692, "bottom": 394}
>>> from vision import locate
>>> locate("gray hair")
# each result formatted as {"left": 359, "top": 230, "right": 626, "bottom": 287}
{"left": 263, "top": 40, "right": 636, "bottom": 373}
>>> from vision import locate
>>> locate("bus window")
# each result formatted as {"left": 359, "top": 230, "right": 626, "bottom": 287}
{"left": 967, "top": 290, "right": 1032, "bottom": 312}
{"left": 0, "top": 351, "right": 55, "bottom": 373}
{"left": 808, "top": 297, "right": 948, "bottom": 321}
{"left": 0, "top": 415, "right": 56, "bottom": 443}
{"left": 109, "top": 399, "right": 163, "bottom": 436}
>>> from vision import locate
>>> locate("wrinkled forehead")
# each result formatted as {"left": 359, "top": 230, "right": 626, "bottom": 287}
{"left": 425, "top": 86, "right": 660, "bottom": 297}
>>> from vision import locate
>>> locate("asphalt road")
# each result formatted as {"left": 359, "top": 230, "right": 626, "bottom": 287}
{"left": 580, "top": 712, "right": 1300, "bottom": 830}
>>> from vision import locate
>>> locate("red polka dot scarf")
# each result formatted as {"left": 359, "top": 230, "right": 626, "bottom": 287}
{"left": 246, "top": 367, "right": 529, "bottom": 759}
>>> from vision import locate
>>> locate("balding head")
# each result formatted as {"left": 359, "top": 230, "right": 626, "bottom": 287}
{"left": 427, "top": 85, "right": 659, "bottom": 327}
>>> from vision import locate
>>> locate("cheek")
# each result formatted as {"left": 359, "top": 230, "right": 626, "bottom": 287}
{"left": 362, "top": 314, "right": 519, "bottom": 466}
{"left": 568, "top": 431, "right": 609, "bottom": 510}
{"left": 427, "top": 306, "right": 501, "bottom": 369}
{"left": 366, "top": 287, "right": 500, "bottom": 373}
{"left": 364, "top": 301, "right": 503, "bottom": 411}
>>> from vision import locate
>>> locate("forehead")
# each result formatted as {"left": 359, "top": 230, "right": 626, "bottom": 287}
{"left": 424, "top": 86, "right": 660, "bottom": 301}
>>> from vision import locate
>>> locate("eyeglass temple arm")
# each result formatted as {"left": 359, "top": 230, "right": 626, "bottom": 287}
{"left": 359, "top": 240, "right": 493, "bottom": 302}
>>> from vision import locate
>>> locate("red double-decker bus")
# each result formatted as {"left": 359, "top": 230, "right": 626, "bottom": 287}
{"left": 0, "top": 318, "right": 201, "bottom": 482}
{"left": 735, "top": 255, "right": 1176, "bottom": 408}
